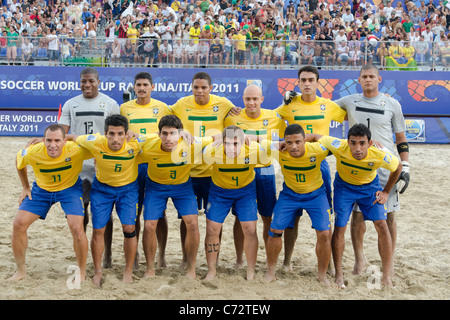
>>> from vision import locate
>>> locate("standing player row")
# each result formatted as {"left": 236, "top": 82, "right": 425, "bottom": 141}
{"left": 9, "top": 65, "right": 410, "bottom": 289}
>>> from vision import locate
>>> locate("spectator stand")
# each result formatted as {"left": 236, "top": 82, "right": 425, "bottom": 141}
{"left": 0, "top": 0, "right": 448, "bottom": 70}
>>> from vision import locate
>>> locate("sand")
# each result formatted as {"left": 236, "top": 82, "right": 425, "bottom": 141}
{"left": 0, "top": 136, "right": 449, "bottom": 301}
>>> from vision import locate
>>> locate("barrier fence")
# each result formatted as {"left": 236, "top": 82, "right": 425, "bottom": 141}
{"left": 1, "top": 35, "right": 449, "bottom": 71}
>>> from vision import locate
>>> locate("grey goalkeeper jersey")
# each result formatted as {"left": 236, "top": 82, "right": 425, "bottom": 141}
{"left": 58, "top": 92, "right": 120, "bottom": 135}
{"left": 335, "top": 93, "right": 406, "bottom": 153}
{"left": 58, "top": 92, "right": 120, "bottom": 181}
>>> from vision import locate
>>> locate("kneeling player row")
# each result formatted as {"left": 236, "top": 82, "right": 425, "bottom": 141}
{"left": 11, "top": 114, "right": 401, "bottom": 287}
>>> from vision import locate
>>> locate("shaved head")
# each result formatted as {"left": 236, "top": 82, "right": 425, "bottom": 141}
{"left": 243, "top": 84, "right": 263, "bottom": 97}
{"left": 243, "top": 84, "right": 264, "bottom": 118}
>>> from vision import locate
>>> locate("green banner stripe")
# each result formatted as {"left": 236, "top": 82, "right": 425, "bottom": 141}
{"left": 39, "top": 165, "right": 72, "bottom": 173}
{"left": 129, "top": 118, "right": 157, "bottom": 124}
{"left": 294, "top": 115, "right": 325, "bottom": 120}
{"left": 102, "top": 154, "right": 135, "bottom": 160}
{"left": 340, "top": 161, "right": 373, "bottom": 171}
{"left": 156, "top": 162, "right": 187, "bottom": 168}
{"left": 218, "top": 167, "right": 250, "bottom": 172}
{"left": 283, "top": 164, "right": 316, "bottom": 171}
{"left": 188, "top": 116, "right": 218, "bottom": 121}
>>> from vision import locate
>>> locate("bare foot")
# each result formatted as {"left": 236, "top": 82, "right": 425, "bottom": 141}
{"left": 264, "top": 271, "right": 276, "bottom": 283}
{"left": 186, "top": 269, "right": 196, "bottom": 280}
{"left": 327, "top": 263, "right": 335, "bottom": 277}
{"left": 352, "top": 257, "right": 368, "bottom": 275}
{"left": 122, "top": 271, "right": 133, "bottom": 283}
{"left": 382, "top": 274, "right": 393, "bottom": 288}
{"left": 8, "top": 270, "right": 26, "bottom": 282}
{"left": 335, "top": 273, "right": 346, "bottom": 289}
{"left": 157, "top": 255, "right": 166, "bottom": 268}
{"left": 234, "top": 260, "right": 244, "bottom": 270}
{"left": 143, "top": 268, "right": 155, "bottom": 279}
{"left": 204, "top": 270, "right": 216, "bottom": 281}
{"left": 318, "top": 275, "right": 331, "bottom": 287}
{"left": 246, "top": 268, "right": 255, "bottom": 281}
{"left": 92, "top": 270, "right": 103, "bottom": 287}
{"left": 282, "top": 263, "right": 293, "bottom": 272}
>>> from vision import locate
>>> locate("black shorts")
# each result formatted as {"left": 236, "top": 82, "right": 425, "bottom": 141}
{"left": 82, "top": 178, "right": 92, "bottom": 205}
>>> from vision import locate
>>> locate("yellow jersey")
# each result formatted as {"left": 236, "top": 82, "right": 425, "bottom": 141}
{"left": 16, "top": 141, "right": 92, "bottom": 192}
{"left": 76, "top": 133, "right": 144, "bottom": 187}
{"left": 120, "top": 98, "right": 169, "bottom": 135}
{"left": 203, "top": 141, "right": 267, "bottom": 189}
{"left": 233, "top": 33, "right": 247, "bottom": 51}
{"left": 167, "top": 94, "right": 235, "bottom": 177}
{"left": 388, "top": 45, "right": 403, "bottom": 58}
{"left": 171, "top": 0, "right": 180, "bottom": 12}
{"left": 224, "top": 108, "right": 287, "bottom": 167}
{"left": 189, "top": 26, "right": 201, "bottom": 42}
{"left": 260, "top": 139, "right": 329, "bottom": 193}
{"left": 318, "top": 135, "right": 399, "bottom": 185}
{"left": 276, "top": 96, "right": 346, "bottom": 135}
{"left": 126, "top": 27, "right": 139, "bottom": 44}
{"left": 139, "top": 135, "right": 212, "bottom": 185}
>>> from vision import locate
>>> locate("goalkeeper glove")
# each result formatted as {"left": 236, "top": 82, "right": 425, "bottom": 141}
{"left": 283, "top": 91, "right": 298, "bottom": 105}
{"left": 396, "top": 161, "right": 410, "bottom": 194}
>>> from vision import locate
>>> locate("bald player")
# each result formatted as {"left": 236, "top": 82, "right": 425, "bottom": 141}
{"left": 224, "top": 84, "right": 286, "bottom": 267}
{"left": 10, "top": 124, "right": 91, "bottom": 282}
{"left": 262, "top": 124, "right": 332, "bottom": 285}
{"left": 308, "top": 123, "right": 402, "bottom": 288}
{"left": 276, "top": 65, "right": 346, "bottom": 271}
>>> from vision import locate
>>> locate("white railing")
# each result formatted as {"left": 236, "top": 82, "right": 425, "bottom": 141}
{"left": 1, "top": 35, "right": 448, "bottom": 71}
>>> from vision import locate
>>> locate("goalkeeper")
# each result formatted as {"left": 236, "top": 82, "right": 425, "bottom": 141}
{"left": 333, "top": 64, "right": 410, "bottom": 276}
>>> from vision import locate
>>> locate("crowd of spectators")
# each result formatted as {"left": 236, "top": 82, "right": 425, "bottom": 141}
{"left": 0, "top": 0, "right": 450, "bottom": 69}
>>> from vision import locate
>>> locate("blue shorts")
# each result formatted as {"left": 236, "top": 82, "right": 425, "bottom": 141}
{"left": 90, "top": 178, "right": 139, "bottom": 229}
{"left": 137, "top": 163, "right": 148, "bottom": 210}
{"left": 18, "top": 178, "right": 84, "bottom": 219}
{"left": 333, "top": 173, "right": 387, "bottom": 228}
{"left": 192, "top": 176, "right": 211, "bottom": 210}
{"left": 231, "top": 165, "right": 276, "bottom": 218}
{"left": 271, "top": 183, "right": 331, "bottom": 232}
{"left": 255, "top": 165, "right": 277, "bottom": 217}
{"left": 205, "top": 180, "right": 258, "bottom": 224}
{"left": 143, "top": 177, "right": 198, "bottom": 220}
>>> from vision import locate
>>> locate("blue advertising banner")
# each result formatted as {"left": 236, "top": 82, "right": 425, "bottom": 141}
{"left": 0, "top": 110, "right": 58, "bottom": 136}
{"left": 0, "top": 66, "right": 449, "bottom": 143}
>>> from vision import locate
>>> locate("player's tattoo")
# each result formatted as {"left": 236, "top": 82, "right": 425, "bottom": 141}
{"left": 206, "top": 243, "right": 219, "bottom": 253}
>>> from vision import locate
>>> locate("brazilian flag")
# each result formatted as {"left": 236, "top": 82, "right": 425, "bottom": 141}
{"left": 385, "top": 56, "right": 418, "bottom": 71}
